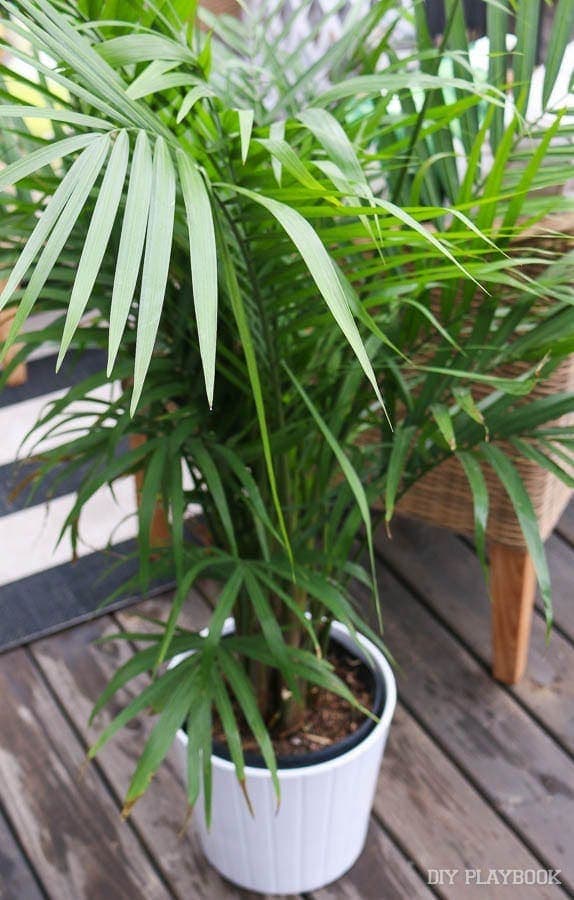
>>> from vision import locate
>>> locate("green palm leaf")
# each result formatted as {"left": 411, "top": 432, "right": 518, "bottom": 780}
{"left": 486, "top": 0, "right": 509, "bottom": 151}
{"left": 219, "top": 236, "right": 293, "bottom": 563}
{"left": 188, "top": 438, "right": 237, "bottom": 554}
{"left": 122, "top": 671, "right": 199, "bottom": 817}
{"left": 0, "top": 105, "right": 113, "bottom": 130}
{"left": 285, "top": 363, "right": 381, "bottom": 626}
{"left": 299, "top": 107, "right": 368, "bottom": 192}
{"left": 513, "top": 0, "right": 541, "bottom": 108}
{"left": 57, "top": 130, "right": 129, "bottom": 368}
{"left": 0, "top": 133, "right": 100, "bottom": 189}
{"left": 97, "top": 34, "right": 195, "bottom": 67}
{"left": 457, "top": 450, "right": 489, "bottom": 576}
{"left": 237, "top": 108, "right": 254, "bottom": 164}
{"left": 107, "top": 129, "right": 153, "bottom": 375}
{"left": 217, "top": 646, "right": 279, "bottom": 802}
{"left": 88, "top": 654, "right": 200, "bottom": 757}
{"left": 0, "top": 143, "right": 103, "bottom": 314}
{"left": 542, "top": 0, "right": 574, "bottom": 106}
{"left": 177, "top": 84, "right": 216, "bottom": 123}
{"left": 230, "top": 185, "right": 384, "bottom": 408}
{"left": 132, "top": 136, "right": 176, "bottom": 414}
{"left": 430, "top": 402, "right": 456, "bottom": 450}
{"left": 481, "top": 443, "right": 553, "bottom": 629}
{"left": 212, "top": 679, "right": 252, "bottom": 813}
{"left": 177, "top": 152, "right": 218, "bottom": 407}
{"left": 385, "top": 425, "right": 415, "bottom": 526}
{"left": 2, "top": 136, "right": 110, "bottom": 356}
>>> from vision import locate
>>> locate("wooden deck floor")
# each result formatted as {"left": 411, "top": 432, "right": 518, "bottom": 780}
{"left": 1, "top": 505, "right": 573, "bottom": 900}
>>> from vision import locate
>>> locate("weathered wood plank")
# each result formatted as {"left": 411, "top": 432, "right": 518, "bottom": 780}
{"left": 375, "top": 516, "right": 574, "bottom": 755}
{"left": 117, "top": 590, "right": 212, "bottom": 635}
{"left": 311, "top": 819, "right": 432, "bottom": 900}
{"left": 556, "top": 502, "right": 574, "bottom": 548}
{"left": 32, "top": 603, "right": 288, "bottom": 900}
{"left": 119, "top": 596, "right": 433, "bottom": 900}
{"left": 172, "top": 586, "right": 569, "bottom": 897}
{"left": 0, "top": 648, "right": 171, "bottom": 900}
{"left": 0, "top": 807, "right": 44, "bottom": 900}
{"left": 375, "top": 706, "right": 565, "bottom": 899}
{"left": 545, "top": 535, "right": 574, "bottom": 641}
{"left": 354, "top": 555, "right": 574, "bottom": 891}
{"left": 170, "top": 590, "right": 552, "bottom": 900}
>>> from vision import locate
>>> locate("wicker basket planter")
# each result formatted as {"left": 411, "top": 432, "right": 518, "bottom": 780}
{"left": 397, "top": 356, "right": 574, "bottom": 547}
{"left": 398, "top": 214, "right": 574, "bottom": 545}
{"left": 393, "top": 214, "right": 574, "bottom": 684}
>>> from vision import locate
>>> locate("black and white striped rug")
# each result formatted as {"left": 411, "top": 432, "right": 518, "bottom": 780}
{"left": 0, "top": 350, "right": 170, "bottom": 653}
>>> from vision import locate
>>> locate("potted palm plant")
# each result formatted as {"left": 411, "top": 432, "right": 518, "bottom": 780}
{"left": 1, "top": 0, "right": 573, "bottom": 892}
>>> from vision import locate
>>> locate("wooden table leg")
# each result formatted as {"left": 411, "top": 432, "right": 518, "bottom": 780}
{"left": 0, "top": 308, "right": 28, "bottom": 387}
{"left": 490, "top": 542, "right": 537, "bottom": 684}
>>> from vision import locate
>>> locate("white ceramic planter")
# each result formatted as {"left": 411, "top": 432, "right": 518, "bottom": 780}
{"left": 174, "top": 621, "right": 396, "bottom": 894}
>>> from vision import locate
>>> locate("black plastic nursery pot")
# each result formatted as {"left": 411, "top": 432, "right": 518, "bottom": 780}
{"left": 211, "top": 629, "right": 388, "bottom": 769}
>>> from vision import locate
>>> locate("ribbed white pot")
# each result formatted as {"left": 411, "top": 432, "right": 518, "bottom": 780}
{"left": 174, "top": 621, "right": 396, "bottom": 894}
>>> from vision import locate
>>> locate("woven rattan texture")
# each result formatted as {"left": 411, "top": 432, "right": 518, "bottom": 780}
{"left": 399, "top": 216, "right": 574, "bottom": 547}
{"left": 398, "top": 361, "right": 574, "bottom": 547}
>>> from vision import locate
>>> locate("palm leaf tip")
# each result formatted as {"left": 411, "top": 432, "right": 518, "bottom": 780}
{"left": 177, "top": 151, "right": 218, "bottom": 408}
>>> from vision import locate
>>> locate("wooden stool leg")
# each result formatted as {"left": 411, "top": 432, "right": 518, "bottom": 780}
{"left": 0, "top": 308, "right": 28, "bottom": 387}
{"left": 129, "top": 433, "right": 171, "bottom": 547}
{"left": 490, "top": 543, "right": 536, "bottom": 684}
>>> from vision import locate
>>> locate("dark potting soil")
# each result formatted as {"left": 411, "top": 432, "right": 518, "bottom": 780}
{"left": 212, "top": 642, "right": 376, "bottom": 760}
